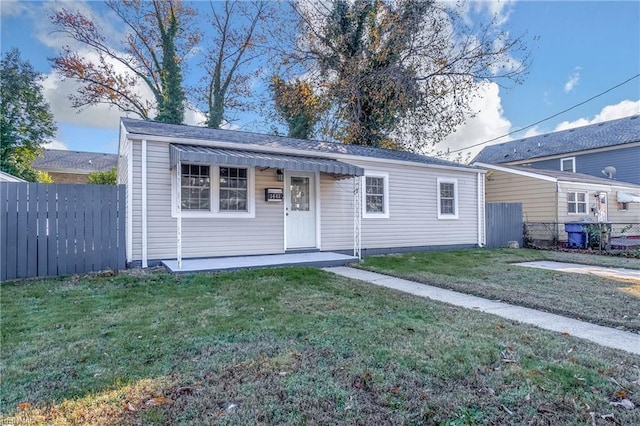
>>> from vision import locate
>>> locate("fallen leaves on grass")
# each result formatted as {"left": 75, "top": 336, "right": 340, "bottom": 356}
{"left": 144, "top": 396, "right": 174, "bottom": 407}
{"left": 18, "top": 402, "right": 32, "bottom": 410}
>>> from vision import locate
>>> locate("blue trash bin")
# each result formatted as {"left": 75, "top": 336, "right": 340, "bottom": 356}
{"left": 565, "top": 222, "right": 587, "bottom": 249}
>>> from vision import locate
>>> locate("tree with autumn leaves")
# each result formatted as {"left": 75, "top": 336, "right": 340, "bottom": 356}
{"left": 269, "top": 76, "right": 325, "bottom": 140}
{"left": 49, "top": 0, "right": 528, "bottom": 152}
{"left": 288, "top": 0, "right": 529, "bottom": 148}
{"left": 51, "top": 0, "right": 196, "bottom": 124}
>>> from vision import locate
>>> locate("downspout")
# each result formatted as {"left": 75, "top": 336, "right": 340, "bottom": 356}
{"left": 176, "top": 160, "right": 182, "bottom": 269}
{"left": 477, "top": 172, "right": 484, "bottom": 247}
{"left": 141, "top": 139, "right": 148, "bottom": 268}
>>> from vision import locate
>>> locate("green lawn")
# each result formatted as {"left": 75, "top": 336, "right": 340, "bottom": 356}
{"left": 1, "top": 266, "right": 639, "bottom": 425}
{"left": 358, "top": 248, "right": 640, "bottom": 332}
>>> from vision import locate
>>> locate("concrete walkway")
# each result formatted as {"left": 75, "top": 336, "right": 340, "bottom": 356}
{"left": 324, "top": 266, "right": 640, "bottom": 355}
{"left": 514, "top": 261, "right": 640, "bottom": 282}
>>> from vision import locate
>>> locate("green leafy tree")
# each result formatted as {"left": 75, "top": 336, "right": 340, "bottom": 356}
{"left": 36, "top": 171, "right": 54, "bottom": 183}
{"left": 0, "top": 49, "right": 57, "bottom": 182}
{"left": 87, "top": 167, "right": 117, "bottom": 185}
{"left": 290, "top": 0, "right": 529, "bottom": 149}
{"left": 270, "top": 76, "right": 325, "bottom": 139}
{"left": 50, "top": 0, "right": 197, "bottom": 124}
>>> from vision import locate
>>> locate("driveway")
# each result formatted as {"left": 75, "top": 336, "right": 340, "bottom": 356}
{"left": 514, "top": 261, "right": 640, "bottom": 283}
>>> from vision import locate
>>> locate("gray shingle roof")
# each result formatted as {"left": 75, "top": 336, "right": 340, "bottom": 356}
{"left": 473, "top": 115, "right": 640, "bottom": 164}
{"left": 504, "top": 165, "right": 640, "bottom": 188}
{"left": 121, "top": 118, "right": 478, "bottom": 170}
{"left": 32, "top": 149, "right": 117, "bottom": 173}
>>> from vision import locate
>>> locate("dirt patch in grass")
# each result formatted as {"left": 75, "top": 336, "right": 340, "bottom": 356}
{"left": 357, "top": 248, "right": 640, "bottom": 332}
{"left": 2, "top": 267, "right": 639, "bottom": 425}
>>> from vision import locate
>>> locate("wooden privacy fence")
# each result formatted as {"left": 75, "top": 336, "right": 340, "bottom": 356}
{"left": 485, "top": 202, "right": 523, "bottom": 248}
{"left": 1, "top": 183, "right": 125, "bottom": 281}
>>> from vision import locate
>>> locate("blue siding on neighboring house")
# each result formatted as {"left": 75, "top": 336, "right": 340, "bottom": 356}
{"left": 525, "top": 145, "right": 640, "bottom": 185}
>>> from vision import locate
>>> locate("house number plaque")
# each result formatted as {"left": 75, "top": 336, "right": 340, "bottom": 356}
{"left": 265, "top": 188, "right": 284, "bottom": 202}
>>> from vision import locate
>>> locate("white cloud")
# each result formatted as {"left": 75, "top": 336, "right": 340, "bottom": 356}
{"left": 564, "top": 67, "right": 581, "bottom": 93}
{"left": 468, "top": 0, "right": 516, "bottom": 26}
{"left": 43, "top": 139, "right": 68, "bottom": 150}
{"left": 432, "top": 81, "right": 512, "bottom": 160}
{"left": 0, "top": 0, "right": 29, "bottom": 19}
{"left": 555, "top": 99, "right": 640, "bottom": 131}
{"left": 41, "top": 69, "right": 142, "bottom": 130}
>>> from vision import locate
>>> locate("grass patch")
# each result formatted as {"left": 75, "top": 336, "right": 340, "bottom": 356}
{"left": 1, "top": 267, "right": 639, "bottom": 425}
{"left": 358, "top": 248, "right": 640, "bottom": 332}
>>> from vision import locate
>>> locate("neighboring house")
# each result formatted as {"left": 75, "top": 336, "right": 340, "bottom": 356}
{"left": 0, "top": 171, "right": 26, "bottom": 182}
{"left": 473, "top": 115, "right": 640, "bottom": 185}
{"left": 32, "top": 149, "right": 118, "bottom": 183}
{"left": 475, "top": 162, "right": 640, "bottom": 244}
{"left": 119, "top": 118, "right": 487, "bottom": 268}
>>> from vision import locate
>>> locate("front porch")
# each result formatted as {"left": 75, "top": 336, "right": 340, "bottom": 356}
{"left": 162, "top": 251, "right": 359, "bottom": 273}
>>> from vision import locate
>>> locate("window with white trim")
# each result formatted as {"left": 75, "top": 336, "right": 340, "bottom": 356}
{"left": 181, "top": 164, "right": 210, "bottom": 210}
{"left": 567, "top": 191, "right": 587, "bottom": 214}
{"left": 437, "top": 178, "right": 458, "bottom": 219}
{"left": 219, "top": 167, "right": 248, "bottom": 212}
{"left": 173, "top": 164, "right": 254, "bottom": 218}
{"left": 362, "top": 172, "right": 389, "bottom": 218}
{"left": 561, "top": 157, "right": 575, "bottom": 172}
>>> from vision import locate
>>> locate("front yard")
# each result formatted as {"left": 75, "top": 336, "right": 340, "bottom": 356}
{"left": 2, "top": 264, "right": 639, "bottom": 425}
{"left": 358, "top": 248, "right": 640, "bottom": 332}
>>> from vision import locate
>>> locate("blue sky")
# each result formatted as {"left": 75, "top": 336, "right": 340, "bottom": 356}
{"left": 1, "top": 0, "right": 639, "bottom": 158}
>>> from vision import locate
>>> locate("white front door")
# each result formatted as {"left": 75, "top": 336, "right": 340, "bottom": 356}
{"left": 286, "top": 172, "right": 317, "bottom": 249}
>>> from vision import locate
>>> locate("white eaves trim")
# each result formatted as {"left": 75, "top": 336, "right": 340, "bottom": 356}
{"left": 125, "top": 132, "right": 484, "bottom": 174}
{"left": 475, "top": 161, "right": 640, "bottom": 191}
{"left": 474, "top": 162, "right": 557, "bottom": 182}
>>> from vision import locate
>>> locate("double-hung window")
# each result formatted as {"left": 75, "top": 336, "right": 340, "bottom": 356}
{"left": 567, "top": 191, "right": 587, "bottom": 214}
{"left": 175, "top": 164, "right": 254, "bottom": 217}
{"left": 437, "top": 178, "right": 458, "bottom": 219}
{"left": 561, "top": 157, "right": 575, "bottom": 172}
{"left": 362, "top": 172, "right": 389, "bottom": 218}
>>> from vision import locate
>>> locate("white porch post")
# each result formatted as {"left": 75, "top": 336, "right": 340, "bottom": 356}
{"left": 176, "top": 160, "right": 182, "bottom": 269}
{"left": 353, "top": 176, "right": 362, "bottom": 259}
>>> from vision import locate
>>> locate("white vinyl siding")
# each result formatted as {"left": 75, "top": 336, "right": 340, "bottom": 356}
{"left": 321, "top": 160, "right": 480, "bottom": 251}
{"left": 130, "top": 139, "right": 482, "bottom": 262}
{"left": 131, "top": 141, "right": 143, "bottom": 261}
{"left": 142, "top": 141, "right": 283, "bottom": 260}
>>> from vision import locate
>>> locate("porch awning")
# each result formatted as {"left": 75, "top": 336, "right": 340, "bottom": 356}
{"left": 617, "top": 191, "right": 640, "bottom": 203}
{"left": 170, "top": 144, "right": 364, "bottom": 176}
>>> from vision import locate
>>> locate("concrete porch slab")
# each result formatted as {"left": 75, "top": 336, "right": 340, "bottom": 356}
{"left": 162, "top": 252, "right": 359, "bottom": 273}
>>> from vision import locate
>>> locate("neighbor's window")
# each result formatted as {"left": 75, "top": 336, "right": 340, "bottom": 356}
{"left": 363, "top": 172, "right": 389, "bottom": 218}
{"left": 219, "top": 167, "right": 248, "bottom": 212}
{"left": 567, "top": 191, "right": 587, "bottom": 214}
{"left": 561, "top": 157, "right": 575, "bottom": 172}
{"left": 619, "top": 202, "right": 629, "bottom": 211}
{"left": 181, "top": 164, "right": 210, "bottom": 210}
{"left": 437, "top": 178, "right": 458, "bottom": 219}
